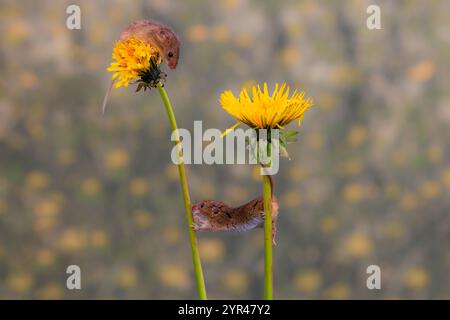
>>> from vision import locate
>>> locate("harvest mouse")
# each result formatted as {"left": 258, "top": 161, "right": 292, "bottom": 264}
{"left": 192, "top": 176, "right": 279, "bottom": 244}
{"left": 102, "top": 19, "right": 180, "bottom": 113}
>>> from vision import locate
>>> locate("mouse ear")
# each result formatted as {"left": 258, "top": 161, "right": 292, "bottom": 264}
{"left": 157, "top": 29, "right": 171, "bottom": 42}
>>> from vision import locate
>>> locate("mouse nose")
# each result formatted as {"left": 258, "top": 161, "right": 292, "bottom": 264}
{"left": 168, "top": 60, "right": 177, "bottom": 69}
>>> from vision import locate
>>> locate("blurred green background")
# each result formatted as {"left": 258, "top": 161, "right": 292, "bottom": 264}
{"left": 0, "top": 0, "right": 449, "bottom": 299}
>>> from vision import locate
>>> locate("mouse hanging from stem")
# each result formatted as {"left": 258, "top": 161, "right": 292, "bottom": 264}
{"left": 191, "top": 174, "right": 279, "bottom": 244}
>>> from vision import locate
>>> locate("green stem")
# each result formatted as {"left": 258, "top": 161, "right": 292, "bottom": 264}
{"left": 263, "top": 174, "right": 273, "bottom": 300}
{"left": 263, "top": 141, "right": 273, "bottom": 300}
{"left": 156, "top": 83, "right": 207, "bottom": 300}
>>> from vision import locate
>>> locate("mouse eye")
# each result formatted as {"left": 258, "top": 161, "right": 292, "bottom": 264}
{"left": 200, "top": 204, "right": 204, "bottom": 208}
{"left": 168, "top": 51, "right": 174, "bottom": 58}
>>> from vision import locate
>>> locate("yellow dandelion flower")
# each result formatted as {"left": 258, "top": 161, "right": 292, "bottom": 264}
{"left": 220, "top": 83, "right": 313, "bottom": 134}
{"left": 107, "top": 37, "right": 162, "bottom": 88}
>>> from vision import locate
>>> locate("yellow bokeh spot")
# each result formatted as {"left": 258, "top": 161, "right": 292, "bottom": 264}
{"left": 0, "top": 199, "right": 7, "bottom": 215}
{"left": 221, "top": 0, "right": 240, "bottom": 10}
{"left": 420, "top": 181, "right": 441, "bottom": 200}
{"left": 399, "top": 192, "right": 419, "bottom": 212}
{"left": 340, "top": 158, "right": 363, "bottom": 176}
{"left": 384, "top": 183, "right": 401, "bottom": 199}
{"left": 320, "top": 216, "right": 338, "bottom": 234}
{"left": 199, "top": 239, "right": 225, "bottom": 263}
{"left": 104, "top": 148, "right": 129, "bottom": 169}
{"left": 318, "top": 93, "right": 338, "bottom": 110}
{"left": 132, "top": 209, "right": 153, "bottom": 229}
{"left": 185, "top": 25, "right": 208, "bottom": 42}
{"left": 211, "top": 25, "right": 230, "bottom": 43}
{"left": 4, "top": 20, "right": 30, "bottom": 45}
{"left": 442, "top": 167, "right": 450, "bottom": 187}
{"left": 235, "top": 32, "right": 254, "bottom": 48}
{"left": 347, "top": 125, "right": 367, "bottom": 148}
{"left": 25, "top": 171, "right": 50, "bottom": 190}
{"left": 323, "top": 283, "right": 351, "bottom": 299}
{"left": 58, "top": 149, "right": 77, "bottom": 166}
{"left": 288, "top": 164, "right": 308, "bottom": 182}
{"left": 166, "top": 164, "right": 180, "bottom": 182}
{"left": 159, "top": 264, "right": 190, "bottom": 290}
{"left": 163, "top": 226, "right": 181, "bottom": 245}
{"left": 116, "top": 267, "right": 138, "bottom": 288}
{"left": 294, "top": 270, "right": 322, "bottom": 293}
{"left": 404, "top": 267, "right": 430, "bottom": 289}
{"left": 129, "top": 178, "right": 150, "bottom": 197}
{"left": 344, "top": 232, "right": 373, "bottom": 257}
{"left": 282, "top": 191, "right": 302, "bottom": 208}
{"left": 306, "top": 132, "right": 324, "bottom": 150}
{"left": 332, "top": 65, "right": 362, "bottom": 86}
{"left": 383, "top": 223, "right": 405, "bottom": 239}
{"left": 36, "top": 283, "right": 63, "bottom": 299}
{"left": 34, "top": 216, "right": 57, "bottom": 233}
{"left": 81, "top": 178, "right": 102, "bottom": 196}
{"left": 6, "top": 272, "right": 34, "bottom": 294}
{"left": 342, "top": 183, "right": 365, "bottom": 203}
{"left": 228, "top": 185, "right": 248, "bottom": 203}
{"left": 90, "top": 230, "right": 109, "bottom": 248}
{"left": 58, "top": 228, "right": 88, "bottom": 252}
{"left": 392, "top": 151, "right": 407, "bottom": 167}
{"left": 407, "top": 60, "right": 435, "bottom": 82}
{"left": 223, "top": 270, "right": 249, "bottom": 294}
{"left": 35, "top": 249, "right": 55, "bottom": 266}
{"left": 426, "top": 145, "right": 443, "bottom": 164}
{"left": 34, "top": 198, "right": 61, "bottom": 218}
{"left": 18, "top": 71, "right": 38, "bottom": 89}
{"left": 280, "top": 46, "right": 301, "bottom": 66}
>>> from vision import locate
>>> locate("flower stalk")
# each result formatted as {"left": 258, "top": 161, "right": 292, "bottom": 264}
{"left": 156, "top": 83, "right": 207, "bottom": 300}
{"left": 263, "top": 172, "right": 273, "bottom": 299}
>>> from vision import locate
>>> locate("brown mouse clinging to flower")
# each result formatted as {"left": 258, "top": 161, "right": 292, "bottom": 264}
{"left": 192, "top": 175, "right": 279, "bottom": 244}
{"left": 102, "top": 19, "right": 180, "bottom": 113}
{"left": 119, "top": 19, "right": 180, "bottom": 69}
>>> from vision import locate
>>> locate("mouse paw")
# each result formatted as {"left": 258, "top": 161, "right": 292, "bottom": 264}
{"left": 191, "top": 223, "right": 199, "bottom": 231}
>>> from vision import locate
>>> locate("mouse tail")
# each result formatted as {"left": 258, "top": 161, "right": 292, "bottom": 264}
{"left": 102, "top": 78, "right": 116, "bottom": 114}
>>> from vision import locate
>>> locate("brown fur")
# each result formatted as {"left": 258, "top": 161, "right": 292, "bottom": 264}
{"left": 192, "top": 189, "right": 279, "bottom": 244}
{"left": 119, "top": 19, "right": 180, "bottom": 69}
